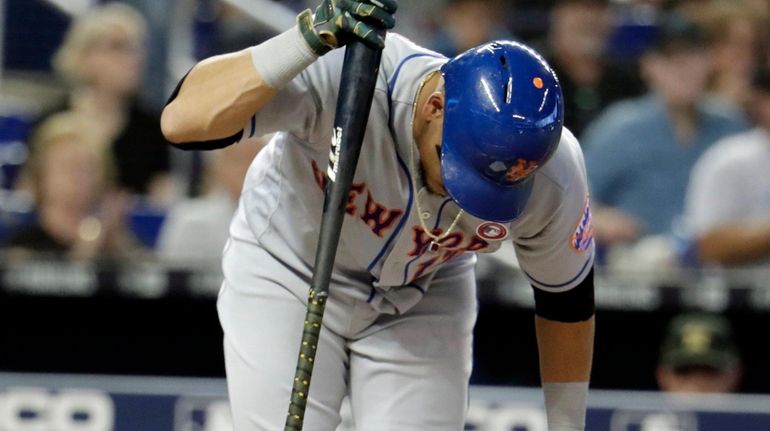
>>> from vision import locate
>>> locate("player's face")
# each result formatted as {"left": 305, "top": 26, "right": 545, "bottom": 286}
{"left": 414, "top": 91, "right": 448, "bottom": 196}
{"left": 418, "top": 124, "right": 446, "bottom": 196}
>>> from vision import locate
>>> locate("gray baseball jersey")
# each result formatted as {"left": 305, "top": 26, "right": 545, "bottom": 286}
{"left": 232, "top": 33, "right": 593, "bottom": 302}
{"left": 219, "top": 33, "right": 594, "bottom": 430}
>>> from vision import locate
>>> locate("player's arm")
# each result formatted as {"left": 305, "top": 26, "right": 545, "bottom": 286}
{"left": 161, "top": 0, "right": 397, "bottom": 147}
{"left": 161, "top": 50, "right": 278, "bottom": 144}
{"left": 534, "top": 268, "right": 595, "bottom": 431}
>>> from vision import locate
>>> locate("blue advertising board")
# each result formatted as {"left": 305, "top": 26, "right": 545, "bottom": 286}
{"left": 1, "top": 373, "right": 769, "bottom": 430}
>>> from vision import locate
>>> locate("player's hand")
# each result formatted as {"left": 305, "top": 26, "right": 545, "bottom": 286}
{"left": 298, "top": 0, "right": 398, "bottom": 56}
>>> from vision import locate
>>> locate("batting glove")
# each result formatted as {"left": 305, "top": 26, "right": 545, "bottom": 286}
{"left": 298, "top": 0, "right": 398, "bottom": 56}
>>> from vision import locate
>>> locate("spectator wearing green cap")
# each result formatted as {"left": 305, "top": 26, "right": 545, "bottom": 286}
{"left": 656, "top": 313, "right": 742, "bottom": 393}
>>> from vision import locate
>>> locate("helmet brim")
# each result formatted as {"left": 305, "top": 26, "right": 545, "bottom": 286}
{"left": 441, "top": 138, "right": 534, "bottom": 223}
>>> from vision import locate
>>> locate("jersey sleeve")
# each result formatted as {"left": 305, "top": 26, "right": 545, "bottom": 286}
{"left": 244, "top": 48, "right": 345, "bottom": 143}
{"left": 514, "top": 133, "right": 595, "bottom": 292}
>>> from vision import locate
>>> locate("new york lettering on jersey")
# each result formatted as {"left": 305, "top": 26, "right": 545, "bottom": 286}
{"left": 377, "top": 189, "right": 512, "bottom": 287}
{"left": 311, "top": 159, "right": 403, "bottom": 237}
{"left": 311, "top": 157, "right": 507, "bottom": 287}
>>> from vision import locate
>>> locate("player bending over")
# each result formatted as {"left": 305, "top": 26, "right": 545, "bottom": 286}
{"left": 162, "top": 1, "right": 595, "bottom": 430}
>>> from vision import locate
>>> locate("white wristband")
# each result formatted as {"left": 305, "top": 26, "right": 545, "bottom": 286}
{"left": 249, "top": 25, "right": 319, "bottom": 89}
{"left": 542, "top": 382, "right": 589, "bottom": 431}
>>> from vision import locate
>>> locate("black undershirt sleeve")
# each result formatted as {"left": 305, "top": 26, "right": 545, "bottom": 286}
{"left": 533, "top": 267, "right": 595, "bottom": 322}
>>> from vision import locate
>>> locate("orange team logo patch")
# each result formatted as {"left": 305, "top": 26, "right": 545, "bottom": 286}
{"left": 570, "top": 197, "right": 594, "bottom": 253}
{"left": 505, "top": 159, "right": 539, "bottom": 182}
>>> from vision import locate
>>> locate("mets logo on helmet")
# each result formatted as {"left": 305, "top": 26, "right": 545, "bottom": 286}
{"left": 570, "top": 197, "right": 594, "bottom": 253}
{"left": 504, "top": 159, "right": 539, "bottom": 183}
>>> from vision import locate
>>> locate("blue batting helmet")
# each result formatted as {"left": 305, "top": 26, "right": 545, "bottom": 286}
{"left": 440, "top": 40, "right": 564, "bottom": 222}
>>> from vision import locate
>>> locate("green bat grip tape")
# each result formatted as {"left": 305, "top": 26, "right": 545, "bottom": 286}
{"left": 285, "top": 289, "right": 328, "bottom": 430}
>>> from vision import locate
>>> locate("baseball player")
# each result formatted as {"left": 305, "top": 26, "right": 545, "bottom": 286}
{"left": 162, "top": 1, "right": 595, "bottom": 430}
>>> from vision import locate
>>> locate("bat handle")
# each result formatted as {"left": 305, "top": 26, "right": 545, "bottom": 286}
{"left": 285, "top": 288, "right": 327, "bottom": 430}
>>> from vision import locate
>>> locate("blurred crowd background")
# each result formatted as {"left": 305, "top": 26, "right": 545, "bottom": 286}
{"left": 1, "top": 0, "right": 770, "bottom": 400}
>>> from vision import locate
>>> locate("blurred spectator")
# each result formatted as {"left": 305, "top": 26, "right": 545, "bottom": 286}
{"left": 156, "top": 137, "right": 264, "bottom": 269}
{"left": 657, "top": 313, "right": 741, "bottom": 393}
{"left": 546, "top": 0, "right": 645, "bottom": 139}
{"left": 583, "top": 12, "right": 747, "bottom": 251}
{"left": 7, "top": 111, "right": 141, "bottom": 262}
{"left": 429, "top": 0, "right": 514, "bottom": 57}
{"left": 684, "top": 68, "right": 770, "bottom": 268}
{"left": 700, "top": 1, "right": 769, "bottom": 111}
{"left": 45, "top": 3, "right": 173, "bottom": 205}
{"left": 604, "top": 0, "right": 661, "bottom": 62}
{"left": 388, "top": 0, "right": 448, "bottom": 46}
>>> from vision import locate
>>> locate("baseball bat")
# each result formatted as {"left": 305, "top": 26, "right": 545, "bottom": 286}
{"left": 284, "top": 39, "right": 384, "bottom": 430}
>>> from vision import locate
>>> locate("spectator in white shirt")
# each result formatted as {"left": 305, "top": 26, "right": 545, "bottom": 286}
{"left": 684, "top": 68, "right": 770, "bottom": 268}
